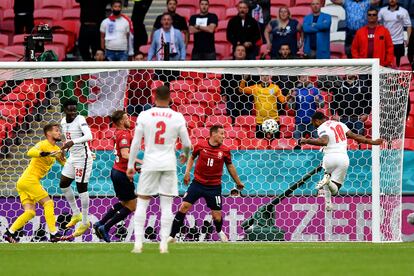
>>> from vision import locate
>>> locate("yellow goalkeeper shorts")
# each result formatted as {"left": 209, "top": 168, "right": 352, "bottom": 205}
{"left": 16, "top": 177, "right": 49, "bottom": 205}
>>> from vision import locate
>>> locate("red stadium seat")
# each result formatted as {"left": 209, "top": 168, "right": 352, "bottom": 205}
{"left": 52, "top": 33, "right": 71, "bottom": 52}
{"left": 407, "top": 115, "right": 414, "bottom": 128}
{"left": 270, "top": 138, "right": 297, "bottom": 150}
{"left": 192, "top": 127, "right": 210, "bottom": 138}
{"left": 235, "top": 115, "right": 256, "bottom": 137}
{"left": 209, "top": 7, "right": 226, "bottom": 19}
{"left": 279, "top": 116, "right": 295, "bottom": 138}
{"left": 290, "top": 7, "right": 311, "bottom": 23}
{"left": 215, "top": 43, "right": 232, "bottom": 60}
{"left": 225, "top": 126, "right": 248, "bottom": 139}
{"left": 12, "top": 34, "right": 26, "bottom": 45}
{"left": 34, "top": 9, "right": 63, "bottom": 25}
{"left": 69, "top": 0, "right": 80, "bottom": 8}
{"left": 205, "top": 115, "right": 232, "bottom": 127}
{"left": 197, "top": 79, "right": 221, "bottom": 93}
{"left": 0, "top": 45, "right": 25, "bottom": 58}
{"left": 39, "top": 0, "right": 71, "bottom": 10}
{"left": 0, "top": 9, "right": 15, "bottom": 33}
{"left": 178, "top": 104, "right": 206, "bottom": 117}
{"left": 406, "top": 127, "right": 414, "bottom": 138}
{"left": 213, "top": 102, "right": 227, "bottom": 115}
{"left": 271, "top": 0, "right": 292, "bottom": 8}
{"left": 239, "top": 138, "right": 270, "bottom": 150}
{"left": 189, "top": 92, "right": 222, "bottom": 108}
{"left": 223, "top": 138, "right": 240, "bottom": 150}
{"left": 0, "top": 0, "right": 12, "bottom": 9}
{"left": 0, "top": 34, "right": 9, "bottom": 48}
{"left": 294, "top": 0, "right": 314, "bottom": 7}
{"left": 216, "top": 20, "right": 229, "bottom": 33}
{"left": 62, "top": 9, "right": 81, "bottom": 21}
{"left": 215, "top": 32, "right": 227, "bottom": 43}
{"left": 209, "top": 0, "right": 234, "bottom": 8}
{"left": 170, "top": 91, "right": 189, "bottom": 105}
{"left": 177, "top": 8, "right": 192, "bottom": 22}
{"left": 184, "top": 115, "right": 203, "bottom": 128}
{"left": 170, "top": 80, "right": 197, "bottom": 94}
{"left": 86, "top": 116, "right": 111, "bottom": 131}
{"left": 226, "top": 8, "right": 238, "bottom": 19}
{"left": 330, "top": 43, "right": 346, "bottom": 59}
{"left": 177, "top": 0, "right": 198, "bottom": 13}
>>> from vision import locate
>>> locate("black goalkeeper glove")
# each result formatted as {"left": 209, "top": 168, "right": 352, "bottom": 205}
{"left": 40, "top": 152, "right": 51, "bottom": 157}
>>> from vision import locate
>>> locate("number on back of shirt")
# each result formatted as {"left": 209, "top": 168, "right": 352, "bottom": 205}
{"left": 330, "top": 124, "right": 346, "bottom": 143}
{"left": 155, "top": 121, "right": 166, "bottom": 145}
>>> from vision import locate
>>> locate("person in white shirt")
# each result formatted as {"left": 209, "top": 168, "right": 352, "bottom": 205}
{"left": 127, "top": 85, "right": 191, "bottom": 254}
{"left": 59, "top": 99, "right": 94, "bottom": 238}
{"left": 378, "top": 0, "right": 412, "bottom": 67}
{"left": 100, "top": 0, "right": 133, "bottom": 61}
{"left": 299, "top": 111, "right": 383, "bottom": 211}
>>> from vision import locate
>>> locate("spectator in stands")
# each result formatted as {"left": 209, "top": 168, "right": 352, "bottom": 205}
{"left": 247, "top": 0, "right": 271, "bottom": 41}
{"left": 264, "top": 7, "right": 302, "bottom": 59}
{"left": 94, "top": 49, "right": 108, "bottom": 61}
{"left": 13, "top": 0, "right": 34, "bottom": 34}
{"left": 378, "top": 0, "right": 412, "bottom": 68}
{"left": 100, "top": 0, "right": 134, "bottom": 61}
{"left": 221, "top": 45, "right": 254, "bottom": 122}
{"left": 127, "top": 51, "right": 153, "bottom": 116}
{"left": 289, "top": 75, "right": 324, "bottom": 139}
{"left": 148, "top": 13, "right": 186, "bottom": 61}
{"left": 189, "top": 0, "right": 218, "bottom": 60}
{"left": 77, "top": 0, "right": 112, "bottom": 61}
{"left": 303, "top": 0, "right": 331, "bottom": 59}
{"left": 351, "top": 8, "right": 394, "bottom": 67}
{"left": 239, "top": 75, "right": 289, "bottom": 139}
{"left": 409, "top": 28, "right": 414, "bottom": 70}
{"left": 330, "top": 75, "right": 371, "bottom": 135}
{"left": 331, "top": 0, "right": 379, "bottom": 58}
{"left": 131, "top": 0, "right": 153, "bottom": 53}
{"left": 227, "top": 1, "right": 262, "bottom": 60}
{"left": 275, "top": 44, "right": 296, "bottom": 59}
{"left": 152, "top": 0, "right": 189, "bottom": 45}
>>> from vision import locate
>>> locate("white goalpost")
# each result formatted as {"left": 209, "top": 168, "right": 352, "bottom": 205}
{"left": 0, "top": 59, "right": 410, "bottom": 243}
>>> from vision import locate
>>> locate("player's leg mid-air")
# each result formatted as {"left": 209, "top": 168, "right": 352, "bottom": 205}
{"left": 300, "top": 111, "right": 383, "bottom": 211}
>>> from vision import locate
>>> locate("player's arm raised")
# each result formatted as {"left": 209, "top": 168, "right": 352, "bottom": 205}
{"left": 346, "top": 131, "right": 384, "bottom": 145}
{"left": 226, "top": 163, "right": 244, "bottom": 190}
{"left": 27, "top": 142, "right": 56, "bottom": 157}
{"left": 299, "top": 135, "right": 329, "bottom": 147}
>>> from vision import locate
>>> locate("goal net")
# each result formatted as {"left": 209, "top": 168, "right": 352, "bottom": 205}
{"left": 0, "top": 60, "right": 410, "bottom": 243}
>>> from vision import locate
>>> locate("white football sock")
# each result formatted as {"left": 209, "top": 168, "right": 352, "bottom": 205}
{"left": 61, "top": 187, "right": 80, "bottom": 215}
{"left": 160, "top": 196, "right": 174, "bottom": 241}
{"left": 328, "top": 181, "right": 339, "bottom": 195}
{"left": 323, "top": 185, "right": 332, "bottom": 204}
{"left": 79, "top": 192, "right": 90, "bottom": 224}
{"left": 134, "top": 198, "right": 150, "bottom": 245}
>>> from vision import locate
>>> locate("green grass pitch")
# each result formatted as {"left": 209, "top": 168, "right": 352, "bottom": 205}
{"left": 1, "top": 242, "right": 413, "bottom": 275}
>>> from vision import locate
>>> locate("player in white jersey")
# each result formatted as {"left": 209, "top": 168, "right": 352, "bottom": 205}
{"left": 127, "top": 85, "right": 191, "bottom": 254}
{"left": 59, "top": 99, "right": 93, "bottom": 238}
{"left": 299, "top": 111, "right": 383, "bottom": 211}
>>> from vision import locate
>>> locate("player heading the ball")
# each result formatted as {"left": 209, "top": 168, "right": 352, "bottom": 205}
{"left": 299, "top": 111, "right": 384, "bottom": 211}
{"left": 4, "top": 123, "right": 66, "bottom": 243}
{"left": 168, "top": 125, "right": 245, "bottom": 243}
{"left": 127, "top": 85, "right": 192, "bottom": 254}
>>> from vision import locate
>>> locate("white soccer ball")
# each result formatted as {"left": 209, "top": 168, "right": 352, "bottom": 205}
{"left": 262, "top": 119, "right": 279, "bottom": 134}
{"left": 408, "top": 213, "right": 414, "bottom": 225}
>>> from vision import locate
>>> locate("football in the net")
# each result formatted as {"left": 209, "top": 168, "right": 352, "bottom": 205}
{"left": 408, "top": 213, "right": 414, "bottom": 225}
{"left": 262, "top": 119, "right": 279, "bottom": 134}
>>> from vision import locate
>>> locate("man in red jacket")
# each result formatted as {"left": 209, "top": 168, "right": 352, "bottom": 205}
{"left": 351, "top": 8, "right": 394, "bottom": 67}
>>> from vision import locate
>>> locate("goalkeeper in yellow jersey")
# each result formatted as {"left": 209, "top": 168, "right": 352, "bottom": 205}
{"left": 4, "top": 123, "right": 66, "bottom": 243}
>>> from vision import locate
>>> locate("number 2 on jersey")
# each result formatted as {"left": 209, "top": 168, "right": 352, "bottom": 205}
{"left": 330, "top": 125, "right": 346, "bottom": 143}
{"left": 155, "top": 121, "right": 166, "bottom": 145}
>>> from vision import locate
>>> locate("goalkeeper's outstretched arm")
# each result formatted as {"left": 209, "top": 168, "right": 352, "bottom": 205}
{"left": 346, "top": 131, "right": 384, "bottom": 145}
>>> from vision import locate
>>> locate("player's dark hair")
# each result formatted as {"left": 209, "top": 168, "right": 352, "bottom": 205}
{"left": 43, "top": 123, "right": 59, "bottom": 135}
{"left": 112, "top": 0, "right": 123, "bottom": 6}
{"left": 62, "top": 98, "right": 78, "bottom": 109}
{"left": 166, "top": 0, "right": 177, "bottom": 5}
{"left": 161, "top": 12, "right": 172, "bottom": 20}
{"left": 111, "top": 110, "right": 126, "bottom": 125}
{"left": 367, "top": 7, "right": 378, "bottom": 15}
{"left": 210, "top": 125, "right": 224, "bottom": 136}
{"left": 200, "top": 0, "right": 209, "bottom": 3}
{"left": 311, "top": 111, "right": 326, "bottom": 121}
{"left": 155, "top": 85, "right": 171, "bottom": 101}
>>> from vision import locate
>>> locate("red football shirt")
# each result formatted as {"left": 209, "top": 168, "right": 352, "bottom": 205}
{"left": 113, "top": 129, "right": 133, "bottom": 173}
{"left": 192, "top": 140, "right": 232, "bottom": 186}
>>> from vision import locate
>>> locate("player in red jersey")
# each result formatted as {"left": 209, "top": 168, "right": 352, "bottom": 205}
{"left": 93, "top": 110, "right": 142, "bottom": 242}
{"left": 168, "top": 125, "right": 244, "bottom": 242}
